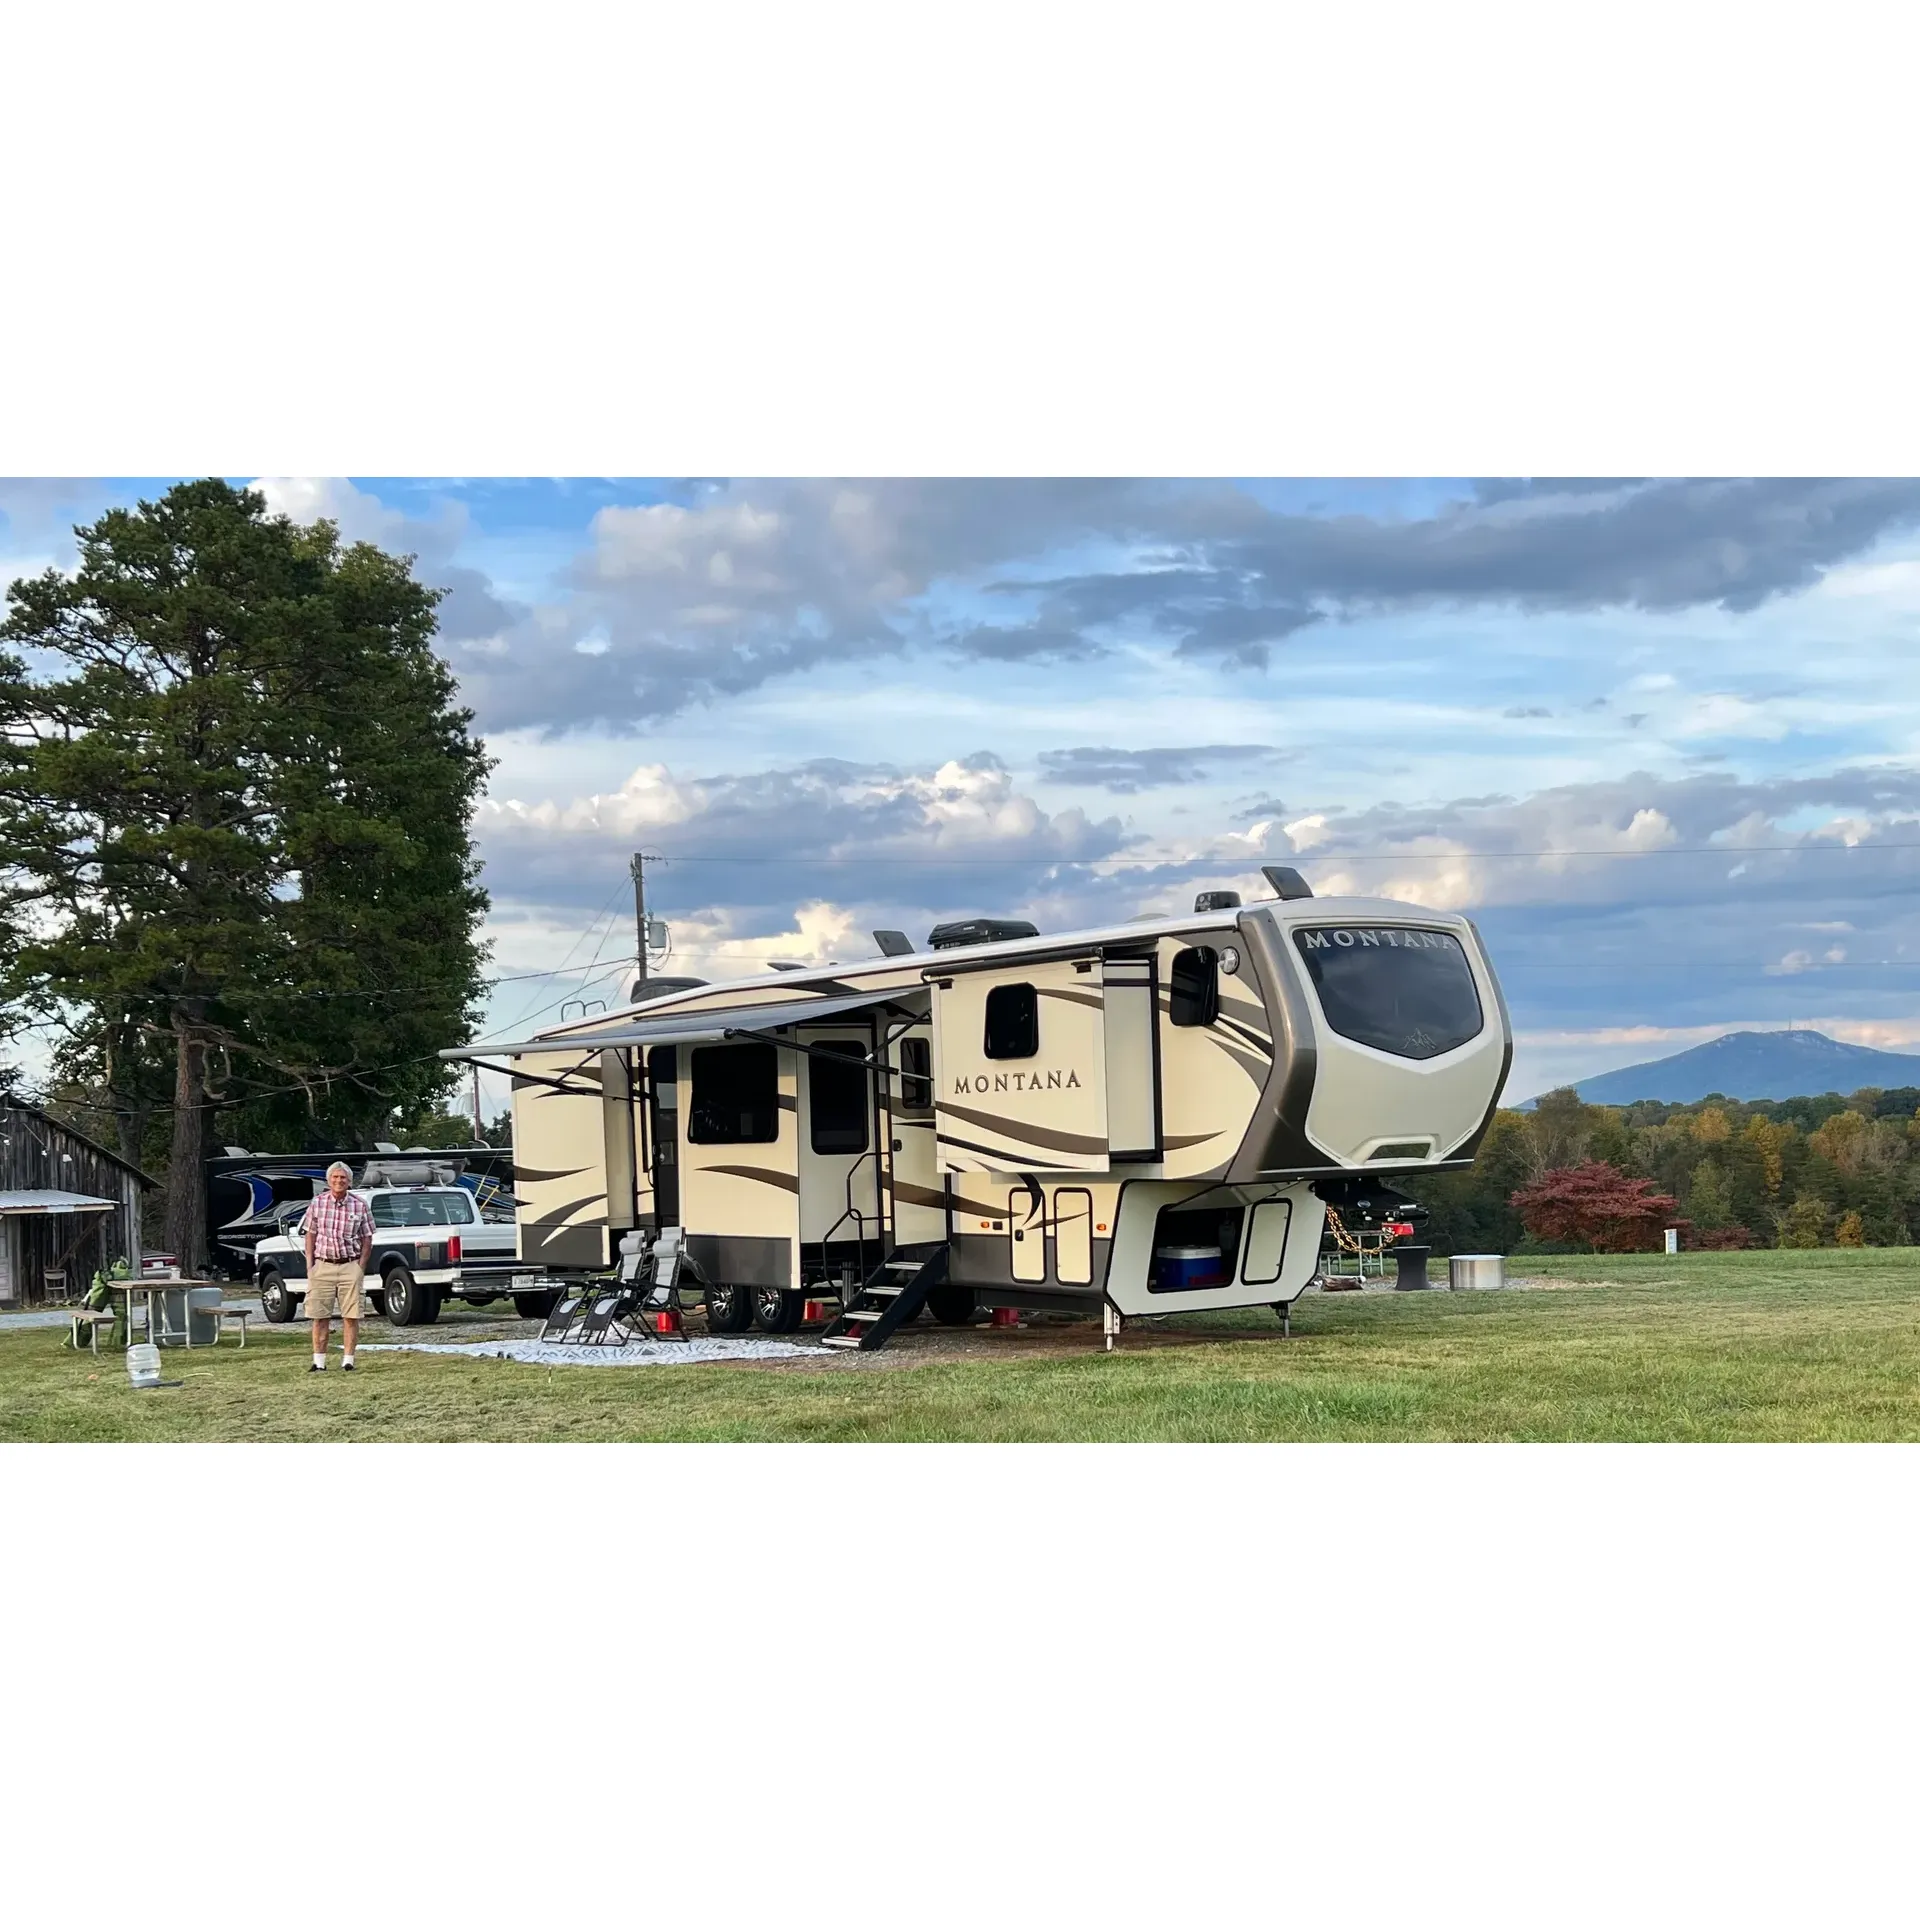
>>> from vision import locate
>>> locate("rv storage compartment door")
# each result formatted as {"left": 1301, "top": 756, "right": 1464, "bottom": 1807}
{"left": 1101, "top": 955, "right": 1160, "bottom": 1160}
{"left": 932, "top": 959, "right": 1109, "bottom": 1174}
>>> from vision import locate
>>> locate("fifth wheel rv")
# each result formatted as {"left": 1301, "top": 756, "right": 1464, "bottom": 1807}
{"left": 447, "top": 868, "right": 1511, "bottom": 1349}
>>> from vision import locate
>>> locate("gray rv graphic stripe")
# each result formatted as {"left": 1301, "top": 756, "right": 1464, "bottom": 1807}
{"left": 936, "top": 1103, "right": 1108, "bottom": 1156}
{"left": 1036, "top": 987, "right": 1103, "bottom": 1012}
{"left": 706, "top": 1165, "right": 802, "bottom": 1195}
{"left": 936, "top": 1133, "right": 1085, "bottom": 1172}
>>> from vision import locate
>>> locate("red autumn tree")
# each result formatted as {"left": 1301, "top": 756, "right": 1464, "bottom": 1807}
{"left": 1511, "top": 1159, "right": 1681, "bottom": 1253}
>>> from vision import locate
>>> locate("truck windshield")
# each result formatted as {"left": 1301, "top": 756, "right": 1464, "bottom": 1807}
{"left": 1293, "top": 926, "right": 1483, "bottom": 1060}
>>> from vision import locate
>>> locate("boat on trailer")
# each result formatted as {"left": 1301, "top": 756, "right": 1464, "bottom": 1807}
{"left": 445, "top": 868, "right": 1511, "bottom": 1350}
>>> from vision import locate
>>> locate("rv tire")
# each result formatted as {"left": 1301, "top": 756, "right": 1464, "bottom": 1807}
{"left": 751, "top": 1287, "right": 805, "bottom": 1335}
{"left": 704, "top": 1280, "right": 754, "bottom": 1336}
{"left": 927, "top": 1286, "right": 977, "bottom": 1327}
{"left": 259, "top": 1271, "right": 297, "bottom": 1323}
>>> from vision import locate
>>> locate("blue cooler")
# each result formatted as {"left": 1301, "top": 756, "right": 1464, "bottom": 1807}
{"left": 1152, "top": 1244, "right": 1225, "bottom": 1291}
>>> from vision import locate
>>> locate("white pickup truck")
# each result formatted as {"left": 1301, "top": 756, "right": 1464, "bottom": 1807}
{"left": 253, "top": 1183, "right": 563, "bottom": 1327}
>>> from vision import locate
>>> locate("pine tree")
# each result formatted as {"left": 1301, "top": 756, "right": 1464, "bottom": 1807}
{"left": 0, "top": 480, "right": 492, "bottom": 1264}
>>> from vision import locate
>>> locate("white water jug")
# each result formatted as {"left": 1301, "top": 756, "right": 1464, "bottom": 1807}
{"left": 126, "top": 1341, "right": 162, "bottom": 1388}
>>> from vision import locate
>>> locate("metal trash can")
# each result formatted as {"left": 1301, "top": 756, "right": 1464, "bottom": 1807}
{"left": 1392, "top": 1243, "right": 1432, "bottom": 1291}
{"left": 1449, "top": 1254, "right": 1505, "bottom": 1291}
{"left": 161, "top": 1286, "right": 224, "bottom": 1347}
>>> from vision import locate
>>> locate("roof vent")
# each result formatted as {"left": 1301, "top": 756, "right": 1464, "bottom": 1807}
{"left": 1261, "top": 864, "right": 1314, "bottom": 901}
{"left": 1194, "top": 889, "right": 1241, "bottom": 912}
{"left": 767, "top": 961, "right": 806, "bottom": 972}
{"left": 872, "top": 929, "right": 914, "bottom": 956}
{"left": 927, "top": 917, "right": 1040, "bottom": 951}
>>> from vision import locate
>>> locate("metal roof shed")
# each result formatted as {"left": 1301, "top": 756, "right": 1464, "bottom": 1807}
{"left": 0, "top": 1098, "right": 155, "bottom": 1308}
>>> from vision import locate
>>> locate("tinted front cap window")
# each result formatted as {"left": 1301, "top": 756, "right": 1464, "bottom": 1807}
{"left": 1293, "top": 927, "right": 1483, "bottom": 1060}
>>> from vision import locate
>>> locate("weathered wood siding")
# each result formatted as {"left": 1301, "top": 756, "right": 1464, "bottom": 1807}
{"left": 0, "top": 1098, "right": 149, "bottom": 1306}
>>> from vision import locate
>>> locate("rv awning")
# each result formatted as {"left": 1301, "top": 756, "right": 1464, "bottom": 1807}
{"left": 0, "top": 1189, "right": 119, "bottom": 1216}
{"left": 441, "top": 985, "right": 928, "bottom": 1062}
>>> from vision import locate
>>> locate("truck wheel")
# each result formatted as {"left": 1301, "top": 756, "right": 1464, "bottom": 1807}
{"left": 383, "top": 1265, "right": 432, "bottom": 1327}
{"left": 751, "top": 1288, "right": 806, "bottom": 1335}
{"left": 514, "top": 1290, "right": 563, "bottom": 1319}
{"left": 928, "top": 1286, "right": 977, "bottom": 1327}
{"left": 259, "top": 1271, "right": 297, "bottom": 1323}
{"left": 704, "top": 1280, "right": 754, "bottom": 1335}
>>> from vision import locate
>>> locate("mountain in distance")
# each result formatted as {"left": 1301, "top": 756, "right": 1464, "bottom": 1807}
{"left": 1528, "top": 1028, "right": 1920, "bottom": 1108}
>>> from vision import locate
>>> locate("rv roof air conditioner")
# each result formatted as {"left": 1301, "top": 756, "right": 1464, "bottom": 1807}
{"left": 872, "top": 930, "right": 915, "bottom": 956}
{"left": 630, "top": 974, "right": 710, "bottom": 1003}
{"left": 767, "top": 961, "right": 806, "bottom": 971}
{"left": 927, "top": 917, "right": 1040, "bottom": 951}
{"left": 1194, "top": 889, "right": 1241, "bottom": 912}
{"left": 1261, "top": 865, "right": 1313, "bottom": 901}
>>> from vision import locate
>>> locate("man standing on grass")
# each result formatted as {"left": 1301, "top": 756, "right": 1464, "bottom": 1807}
{"left": 304, "top": 1161, "right": 373, "bottom": 1374}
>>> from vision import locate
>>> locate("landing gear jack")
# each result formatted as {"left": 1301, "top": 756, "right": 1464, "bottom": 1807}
{"left": 1104, "top": 1302, "right": 1123, "bottom": 1353}
{"left": 1273, "top": 1300, "right": 1292, "bottom": 1338}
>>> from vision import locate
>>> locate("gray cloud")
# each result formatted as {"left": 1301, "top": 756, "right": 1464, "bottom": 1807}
{"left": 948, "top": 623, "right": 1105, "bottom": 663}
{"left": 1504, "top": 705, "right": 1552, "bottom": 719}
{"left": 475, "top": 753, "right": 1132, "bottom": 936}
{"left": 32, "top": 477, "right": 1920, "bottom": 734}
{"left": 1037, "top": 744, "right": 1286, "bottom": 794}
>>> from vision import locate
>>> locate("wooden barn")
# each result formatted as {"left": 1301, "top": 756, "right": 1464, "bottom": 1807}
{"left": 0, "top": 1095, "right": 153, "bottom": 1308}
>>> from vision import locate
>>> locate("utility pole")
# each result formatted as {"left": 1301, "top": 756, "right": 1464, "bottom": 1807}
{"left": 470, "top": 1060, "right": 485, "bottom": 1143}
{"left": 631, "top": 849, "right": 667, "bottom": 989}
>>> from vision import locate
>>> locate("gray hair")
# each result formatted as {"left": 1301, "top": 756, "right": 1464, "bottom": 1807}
{"left": 326, "top": 1161, "right": 353, "bottom": 1179}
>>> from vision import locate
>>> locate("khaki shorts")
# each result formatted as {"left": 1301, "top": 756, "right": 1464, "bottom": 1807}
{"left": 306, "top": 1260, "right": 366, "bottom": 1321}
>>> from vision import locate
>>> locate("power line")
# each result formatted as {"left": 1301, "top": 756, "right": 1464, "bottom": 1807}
{"left": 629, "top": 841, "right": 1920, "bottom": 867}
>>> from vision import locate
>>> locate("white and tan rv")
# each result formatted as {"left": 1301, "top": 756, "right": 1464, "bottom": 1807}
{"left": 447, "top": 870, "right": 1511, "bottom": 1349}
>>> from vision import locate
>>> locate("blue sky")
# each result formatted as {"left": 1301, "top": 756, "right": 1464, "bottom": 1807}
{"left": 8, "top": 475, "right": 1920, "bottom": 1105}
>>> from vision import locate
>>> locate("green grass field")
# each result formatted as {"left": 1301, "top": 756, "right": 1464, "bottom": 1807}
{"left": 5, "top": 1248, "right": 1918, "bottom": 1441}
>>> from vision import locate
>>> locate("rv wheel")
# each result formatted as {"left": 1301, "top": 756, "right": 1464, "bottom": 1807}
{"left": 751, "top": 1287, "right": 806, "bottom": 1335}
{"left": 259, "top": 1271, "right": 297, "bottom": 1323}
{"left": 704, "top": 1281, "right": 754, "bottom": 1336}
{"left": 927, "top": 1286, "right": 977, "bottom": 1327}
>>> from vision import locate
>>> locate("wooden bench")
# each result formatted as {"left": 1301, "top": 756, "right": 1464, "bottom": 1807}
{"left": 68, "top": 1309, "right": 116, "bottom": 1354}
{"left": 214, "top": 1305, "right": 253, "bottom": 1348}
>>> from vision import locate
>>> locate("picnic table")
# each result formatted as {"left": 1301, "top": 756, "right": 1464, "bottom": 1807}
{"left": 110, "top": 1274, "right": 207, "bottom": 1348}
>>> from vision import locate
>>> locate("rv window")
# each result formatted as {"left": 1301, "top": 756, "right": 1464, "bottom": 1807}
{"left": 810, "top": 1041, "right": 870, "bottom": 1156}
{"left": 983, "top": 982, "right": 1039, "bottom": 1059}
{"left": 1293, "top": 927, "right": 1484, "bottom": 1060}
{"left": 648, "top": 1046, "right": 678, "bottom": 1109}
{"left": 1169, "top": 946, "right": 1220, "bottom": 1027}
{"left": 899, "top": 1037, "right": 933, "bottom": 1113}
{"left": 687, "top": 1043, "right": 780, "bottom": 1145}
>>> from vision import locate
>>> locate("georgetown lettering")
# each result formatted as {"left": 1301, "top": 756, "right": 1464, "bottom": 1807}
{"left": 1298, "top": 927, "right": 1456, "bottom": 951}
{"left": 952, "top": 1069, "right": 1082, "bottom": 1095}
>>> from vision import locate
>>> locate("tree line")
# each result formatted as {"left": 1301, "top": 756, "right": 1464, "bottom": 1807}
{"left": 1416, "top": 1084, "right": 1920, "bottom": 1255}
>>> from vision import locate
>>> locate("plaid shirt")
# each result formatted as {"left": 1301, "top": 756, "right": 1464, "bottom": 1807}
{"left": 306, "top": 1189, "right": 373, "bottom": 1265}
